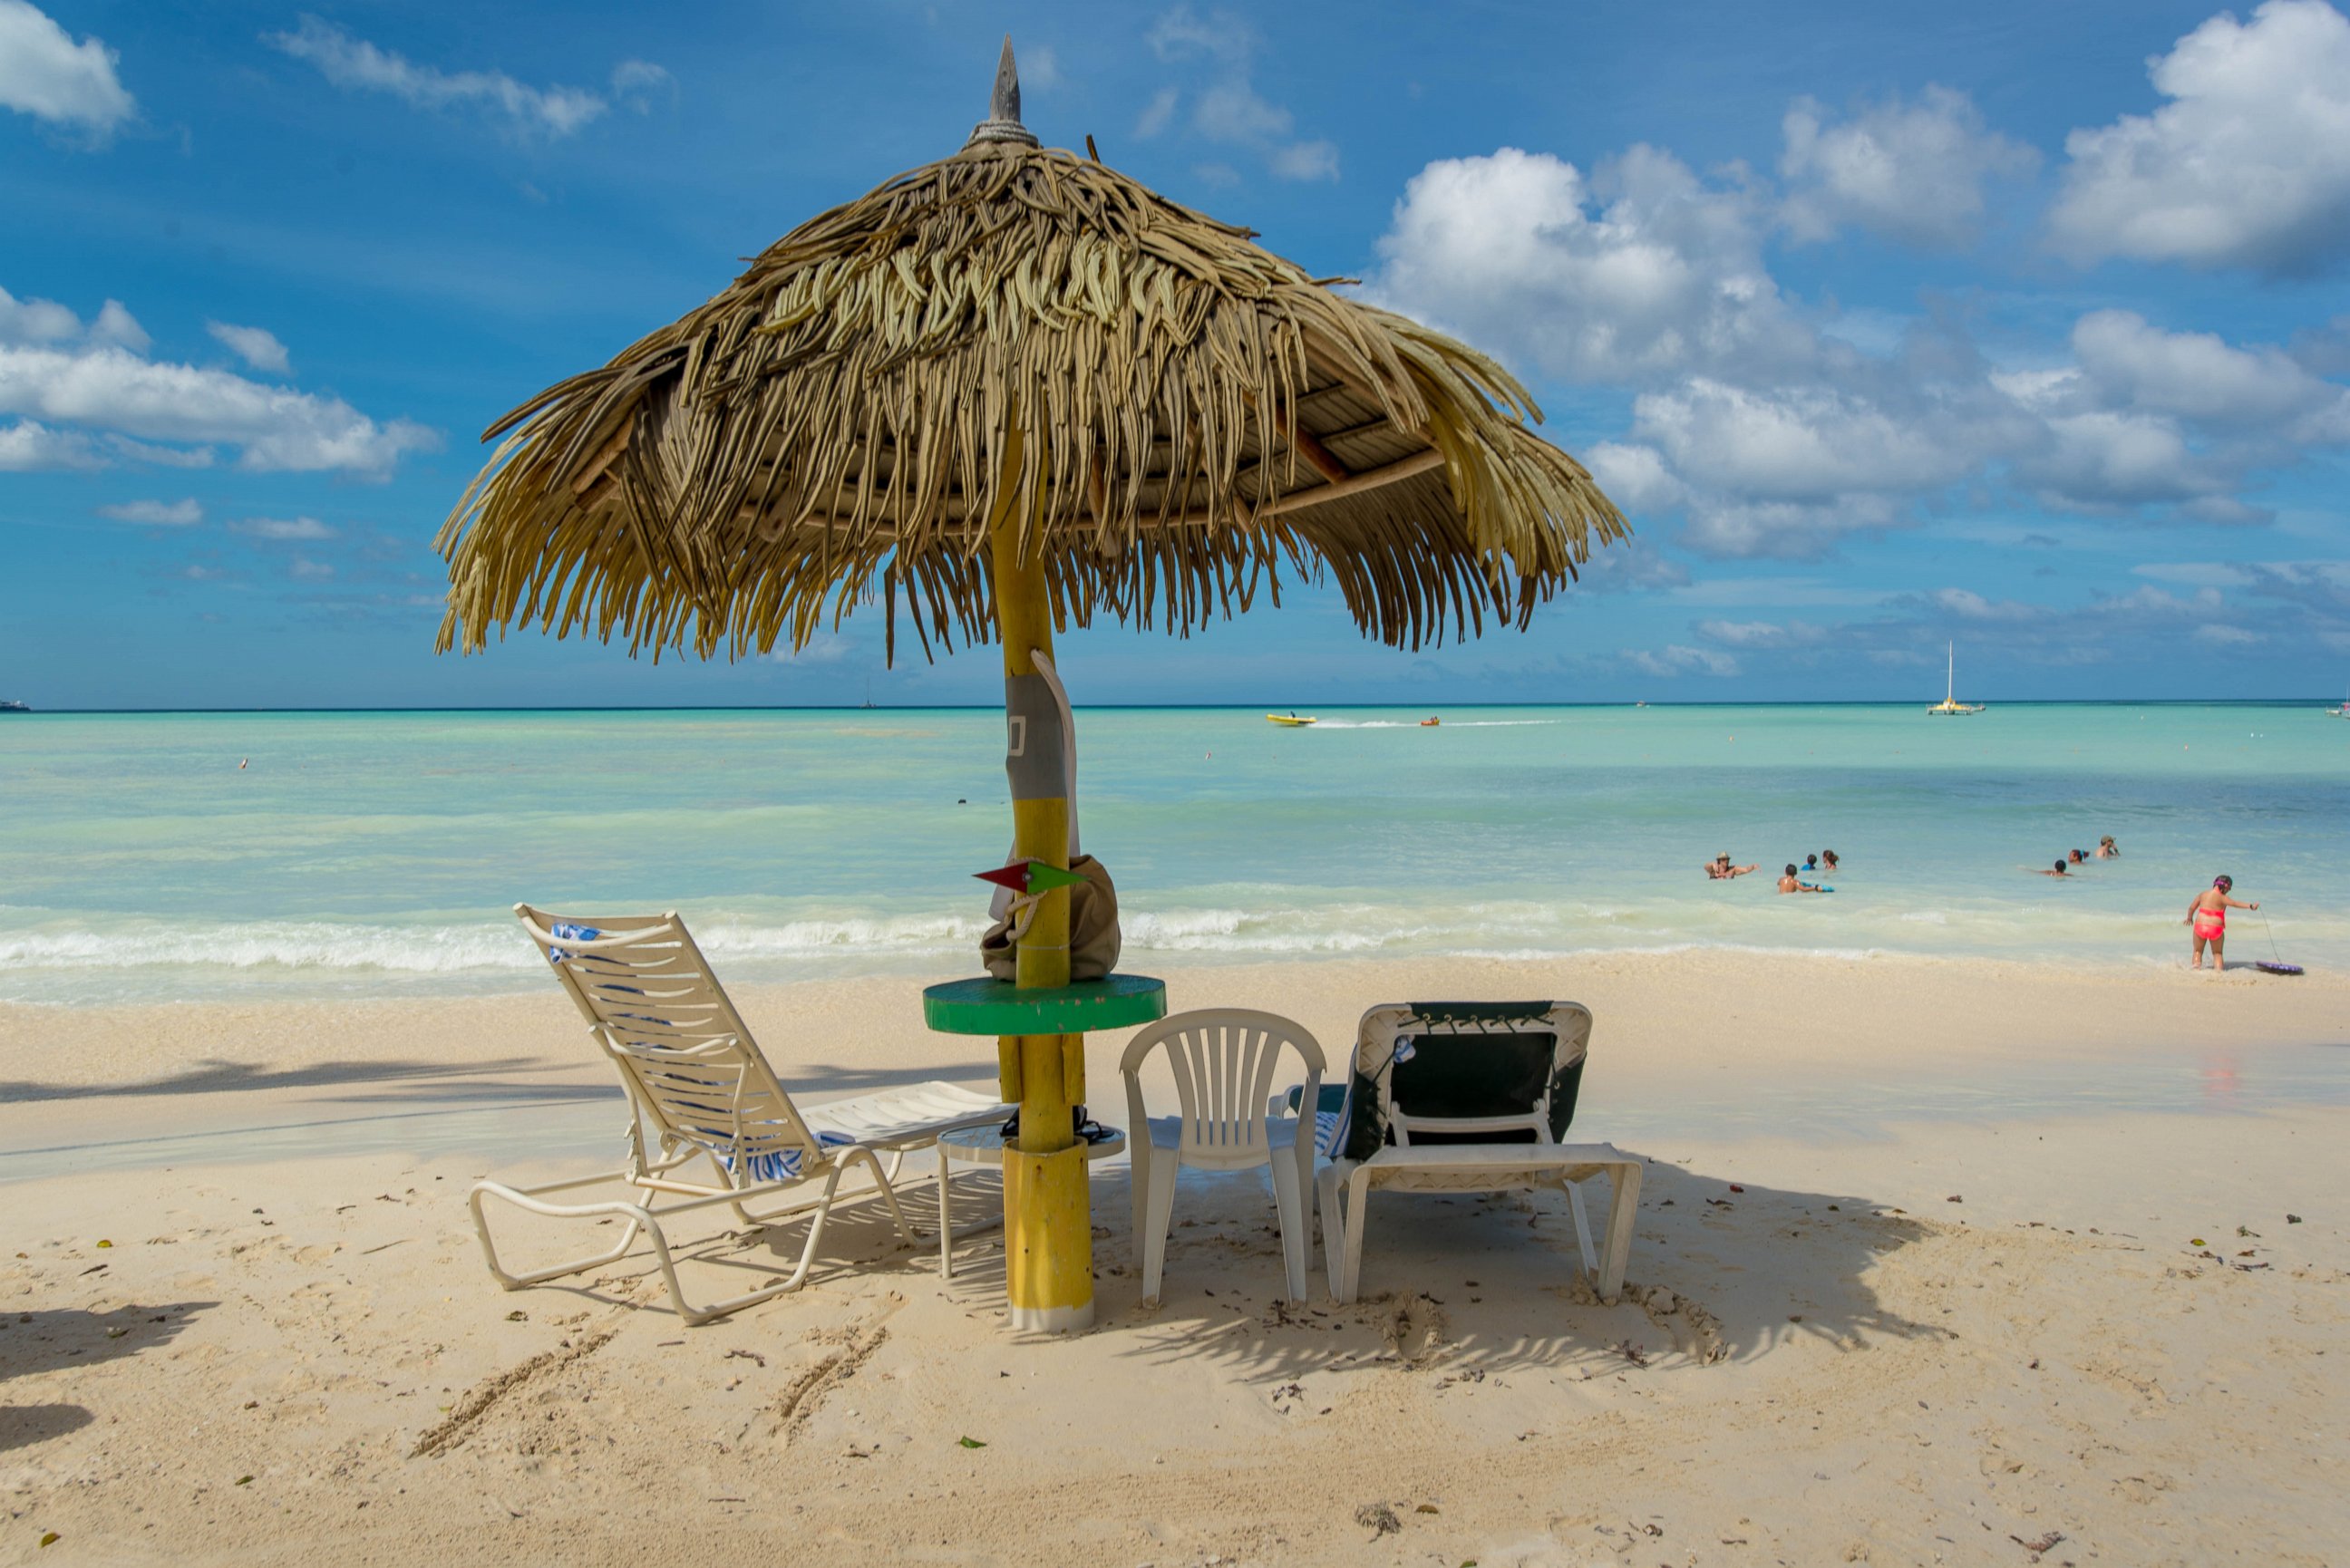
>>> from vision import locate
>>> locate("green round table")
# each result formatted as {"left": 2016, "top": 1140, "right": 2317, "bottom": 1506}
{"left": 921, "top": 973, "right": 1167, "bottom": 1036}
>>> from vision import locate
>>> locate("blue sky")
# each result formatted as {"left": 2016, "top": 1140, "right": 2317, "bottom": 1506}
{"left": 4, "top": 0, "right": 2347, "bottom": 708}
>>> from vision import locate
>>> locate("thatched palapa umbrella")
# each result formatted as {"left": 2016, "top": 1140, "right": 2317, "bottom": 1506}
{"left": 438, "top": 42, "right": 1626, "bottom": 1332}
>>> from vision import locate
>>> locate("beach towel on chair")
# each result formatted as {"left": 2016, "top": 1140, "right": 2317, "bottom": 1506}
{"left": 1334, "top": 1002, "right": 1587, "bottom": 1159}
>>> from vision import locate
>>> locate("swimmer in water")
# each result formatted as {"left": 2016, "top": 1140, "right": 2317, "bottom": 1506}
{"left": 2036, "top": 859, "right": 2068, "bottom": 877}
{"left": 2185, "top": 875, "right": 2258, "bottom": 971}
{"left": 1821, "top": 848, "right": 1840, "bottom": 874}
{"left": 1706, "top": 853, "right": 1759, "bottom": 880}
{"left": 2095, "top": 836, "right": 2118, "bottom": 858}
{"left": 1777, "top": 863, "right": 1822, "bottom": 894}
{"left": 1802, "top": 854, "right": 1819, "bottom": 873}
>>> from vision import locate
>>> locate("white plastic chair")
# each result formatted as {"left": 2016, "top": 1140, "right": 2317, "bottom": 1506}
{"left": 1121, "top": 1009, "right": 1325, "bottom": 1302}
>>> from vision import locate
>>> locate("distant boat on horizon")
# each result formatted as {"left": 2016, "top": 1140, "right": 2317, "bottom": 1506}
{"left": 0, "top": 699, "right": 29, "bottom": 713}
{"left": 861, "top": 679, "right": 877, "bottom": 711}
{"left": 1926, "top": 643, "right": 1984, "bottom": 716}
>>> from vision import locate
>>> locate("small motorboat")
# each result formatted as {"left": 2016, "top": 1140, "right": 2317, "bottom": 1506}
{"left": 1266, "top": 712, "right": 1317, "bottom": 727}
{"left": 1419, "top": 716, "right": 1440, "bottom": 727}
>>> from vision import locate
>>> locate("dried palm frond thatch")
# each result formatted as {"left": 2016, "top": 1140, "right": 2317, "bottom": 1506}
{"left": 436, "top": 62, "right": 1626, "bottom": 663}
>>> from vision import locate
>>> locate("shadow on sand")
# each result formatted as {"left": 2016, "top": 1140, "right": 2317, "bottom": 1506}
{"left": 0, "top": 1056, "right": 602, "bottom": 1105}
{"left": 1058, "top": 1155, "right": 1943, "bottom": 1376}
{"left": 456, "top": 1144, "right": 1945, "bottom": 1377}
{"left": 0, "top": 1301, "right": 215, "bottom": 1385}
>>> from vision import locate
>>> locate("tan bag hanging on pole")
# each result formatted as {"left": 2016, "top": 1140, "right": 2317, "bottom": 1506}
{"left": 980, "top": 854, "right": 1122, "bottom": 982}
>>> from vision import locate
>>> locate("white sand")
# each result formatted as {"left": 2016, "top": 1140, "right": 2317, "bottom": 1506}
{"left": 3, "top": 953, "right": 2345, "bottom": 1564}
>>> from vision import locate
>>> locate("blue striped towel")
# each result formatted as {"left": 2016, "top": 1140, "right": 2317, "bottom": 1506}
{"left": 546, "top": 921, "right": 600, "bottom": 963}
{"left": 689, "top": 1127, "right": 857, "bottom": 1185}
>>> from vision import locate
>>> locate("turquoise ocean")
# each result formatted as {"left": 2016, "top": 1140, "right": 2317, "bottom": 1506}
{"left": 3, "top": 703, "right": 2345, "bottom": 1007}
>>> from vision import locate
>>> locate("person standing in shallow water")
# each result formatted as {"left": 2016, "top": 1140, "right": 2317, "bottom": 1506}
{"left": 2186, "top": 876, "right": 2259, "bottom": 971}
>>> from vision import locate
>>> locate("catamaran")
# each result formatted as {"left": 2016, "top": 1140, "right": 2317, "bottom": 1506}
{"left": 1926, "top": 643, "right": 1984, "bottom": 715}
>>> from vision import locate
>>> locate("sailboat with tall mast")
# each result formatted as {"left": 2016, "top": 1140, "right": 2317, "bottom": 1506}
{"left": 1926, "top": 642, "right": 1984, "bottom": 715}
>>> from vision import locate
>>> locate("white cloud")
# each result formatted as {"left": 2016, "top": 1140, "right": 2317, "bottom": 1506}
{"left": 1194, "top": 79, "right": 1290, "bottom": 143}
{"left": 2192, "top": 622, "right": 2261, "bottom": 645}
{"left": 208, "top": 321, "right": 292, "bottom": 375}
{"left": 232, "top": 516, "right": 335, "bottom": 540}
{"left": 0, "top": 287, "right": 432, "bottom": 474}
{"left": 1680, "top": 495, "right": 1904, "bottom": 558}
{"left": 2018, "top": 409, "right": 2219, "bottom": 508}
{"left": 9, "top": 287, "right": 149, "bottom": 353}
{"left": 1018, "top": 45, "right": 1061, "bottom": 92}
{"left": 1369, "top": 146, "right": 1811, "bottom": 383}
{"left": 88, "top": 299, "right": 147, "bottom": 352}
{"left": 289, "top": 557, "right": 336, "bottom": 580}
{"left": 266, "top": 16, "right": 613, "bottom": 139}
{"left": 2068, "top": 309, "right": 2350, "bottom": 436}
{"left": 2132, "top": 561, "right": 2253, "bottom": 587}
{"left": 0, "top": 0, "right": 134, "bottom": 137}
{"left": 1930, "top": 587, "right": 2049, "bottom": 622}
{"left": 1694, "top": 618, "right": 1830, "bottom": 649}
{"left": 1623, "top": 644, "right": 1741, "bottom": 678}
{"left": 1143, "top": 6, "right": 1337, "bottom": 181}
{"left": 1268, "top": 139, "right": 1338, "bottom": 182}
{"left": 96, "top": 498, "right": 201, "bottom": 526}
{"left": 0, "top": 420, "right": 94, "bottom": 470}
{"left": 1633, "top": 377, "right": 1982, "bottom": 502}
{"left": 0, "top": 285, "right": 80, "bottom": 344}
{"left": 1583, "top": 441, "right": 1687, "bottom": 514}
{"left": 2049, "top": 0, "right": 2350, "bottom": 275}
{"left": 1781, "top": 86, "right": 2036, "bottom": 248}
{"left": 607, "top": 59, "right": 672, "bottom": 111}
{"left": 1371, "top": 84, "right": 2350, "bottom": 559}
{"left": 0, "top": 344, "right": 432, "bottom": 472}
{"left": 1134, "top": 87, "right": 1178, "bottom": 139}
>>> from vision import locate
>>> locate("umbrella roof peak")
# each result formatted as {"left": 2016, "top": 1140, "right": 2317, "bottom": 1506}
{"left": 964, "top": 36, "right": 1037, "bottom": 150}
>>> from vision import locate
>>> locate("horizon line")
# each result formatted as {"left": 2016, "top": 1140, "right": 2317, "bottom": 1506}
{"left": 6, "top": 697, "right": 2344, "bottom": 715}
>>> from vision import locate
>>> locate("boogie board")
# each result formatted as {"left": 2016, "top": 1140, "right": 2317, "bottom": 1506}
{"left": 2254, "top": 961, "right": 2304, "bottom": 976}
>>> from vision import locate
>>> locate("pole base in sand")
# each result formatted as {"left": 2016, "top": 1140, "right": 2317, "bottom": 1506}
{"left": 1006, "top": 1299, "right": 1095, "bottom": 1333}
{"left": 1002, "top": 1141, "right": 1092, "bottom": 1333}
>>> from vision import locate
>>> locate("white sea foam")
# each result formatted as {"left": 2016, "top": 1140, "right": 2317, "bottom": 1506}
{"left": 0, "top": 912, "right": 995, "bottom": 977}
{"left": 1311, "top": 719, "right": 1559, "bottom": 729}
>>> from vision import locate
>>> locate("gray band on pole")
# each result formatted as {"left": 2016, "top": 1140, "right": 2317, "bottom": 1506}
{"left": 1004, "top": 673, "right": 1067, "bottom": 800}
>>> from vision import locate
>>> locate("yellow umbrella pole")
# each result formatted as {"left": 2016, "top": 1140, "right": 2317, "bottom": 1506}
{"left": 986, "top": 430, "right": 1093, "bottom": 1332}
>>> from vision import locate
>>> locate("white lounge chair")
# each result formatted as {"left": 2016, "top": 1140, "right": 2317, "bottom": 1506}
{"left": 1121, "top": 1008, "right": 1326, "bottom": 1303}
{"left": 1314, "top": 1002, "right": 1641, "bottom": 1305}
{"left": 470, "top": 905, "right": 1009, "bottom": 1324}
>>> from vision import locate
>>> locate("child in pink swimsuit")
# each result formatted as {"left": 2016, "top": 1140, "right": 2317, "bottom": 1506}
{"left": 2185, "top": 876, "right": 2258, "bottom": 971}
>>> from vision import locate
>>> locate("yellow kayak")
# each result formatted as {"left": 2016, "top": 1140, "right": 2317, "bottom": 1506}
{"left": 1265, "top": 712, "right": 1316, "bottom": 727}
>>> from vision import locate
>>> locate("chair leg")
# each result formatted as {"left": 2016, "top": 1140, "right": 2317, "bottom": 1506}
{"left": 1339, "top": 1166, "right": 1374, "bottom": 1303}
{"left": 1268, "top": 1157, "right": 1306, "bottom": 1302}
{"left": 469, "top": 1178, "right": 646, "bottom": 1290}
{"left": 1597, "top": 1162, "right": 1642, "bottom": 1304}
{"left": 1315, "top": 1166, "right": 1347, "bottom": 1301}
{"left": 1566, "top": 1179, "right": 1599, "bottom": 1276}
{"left": 1128, "top": 1140, "right": 1150, "bottom": 1272}
{"left": 844, "top": 1147, "right": 918, "bottom": 1246}
{"left": 1141, "top": 1148, "right": 1180, "bottom": 1303}
{"left": 937, "top": 1144, "right": 956, "bottom": 1280}
{"left": 665, "top": 1163, "right": 859, "bottom": 1324}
